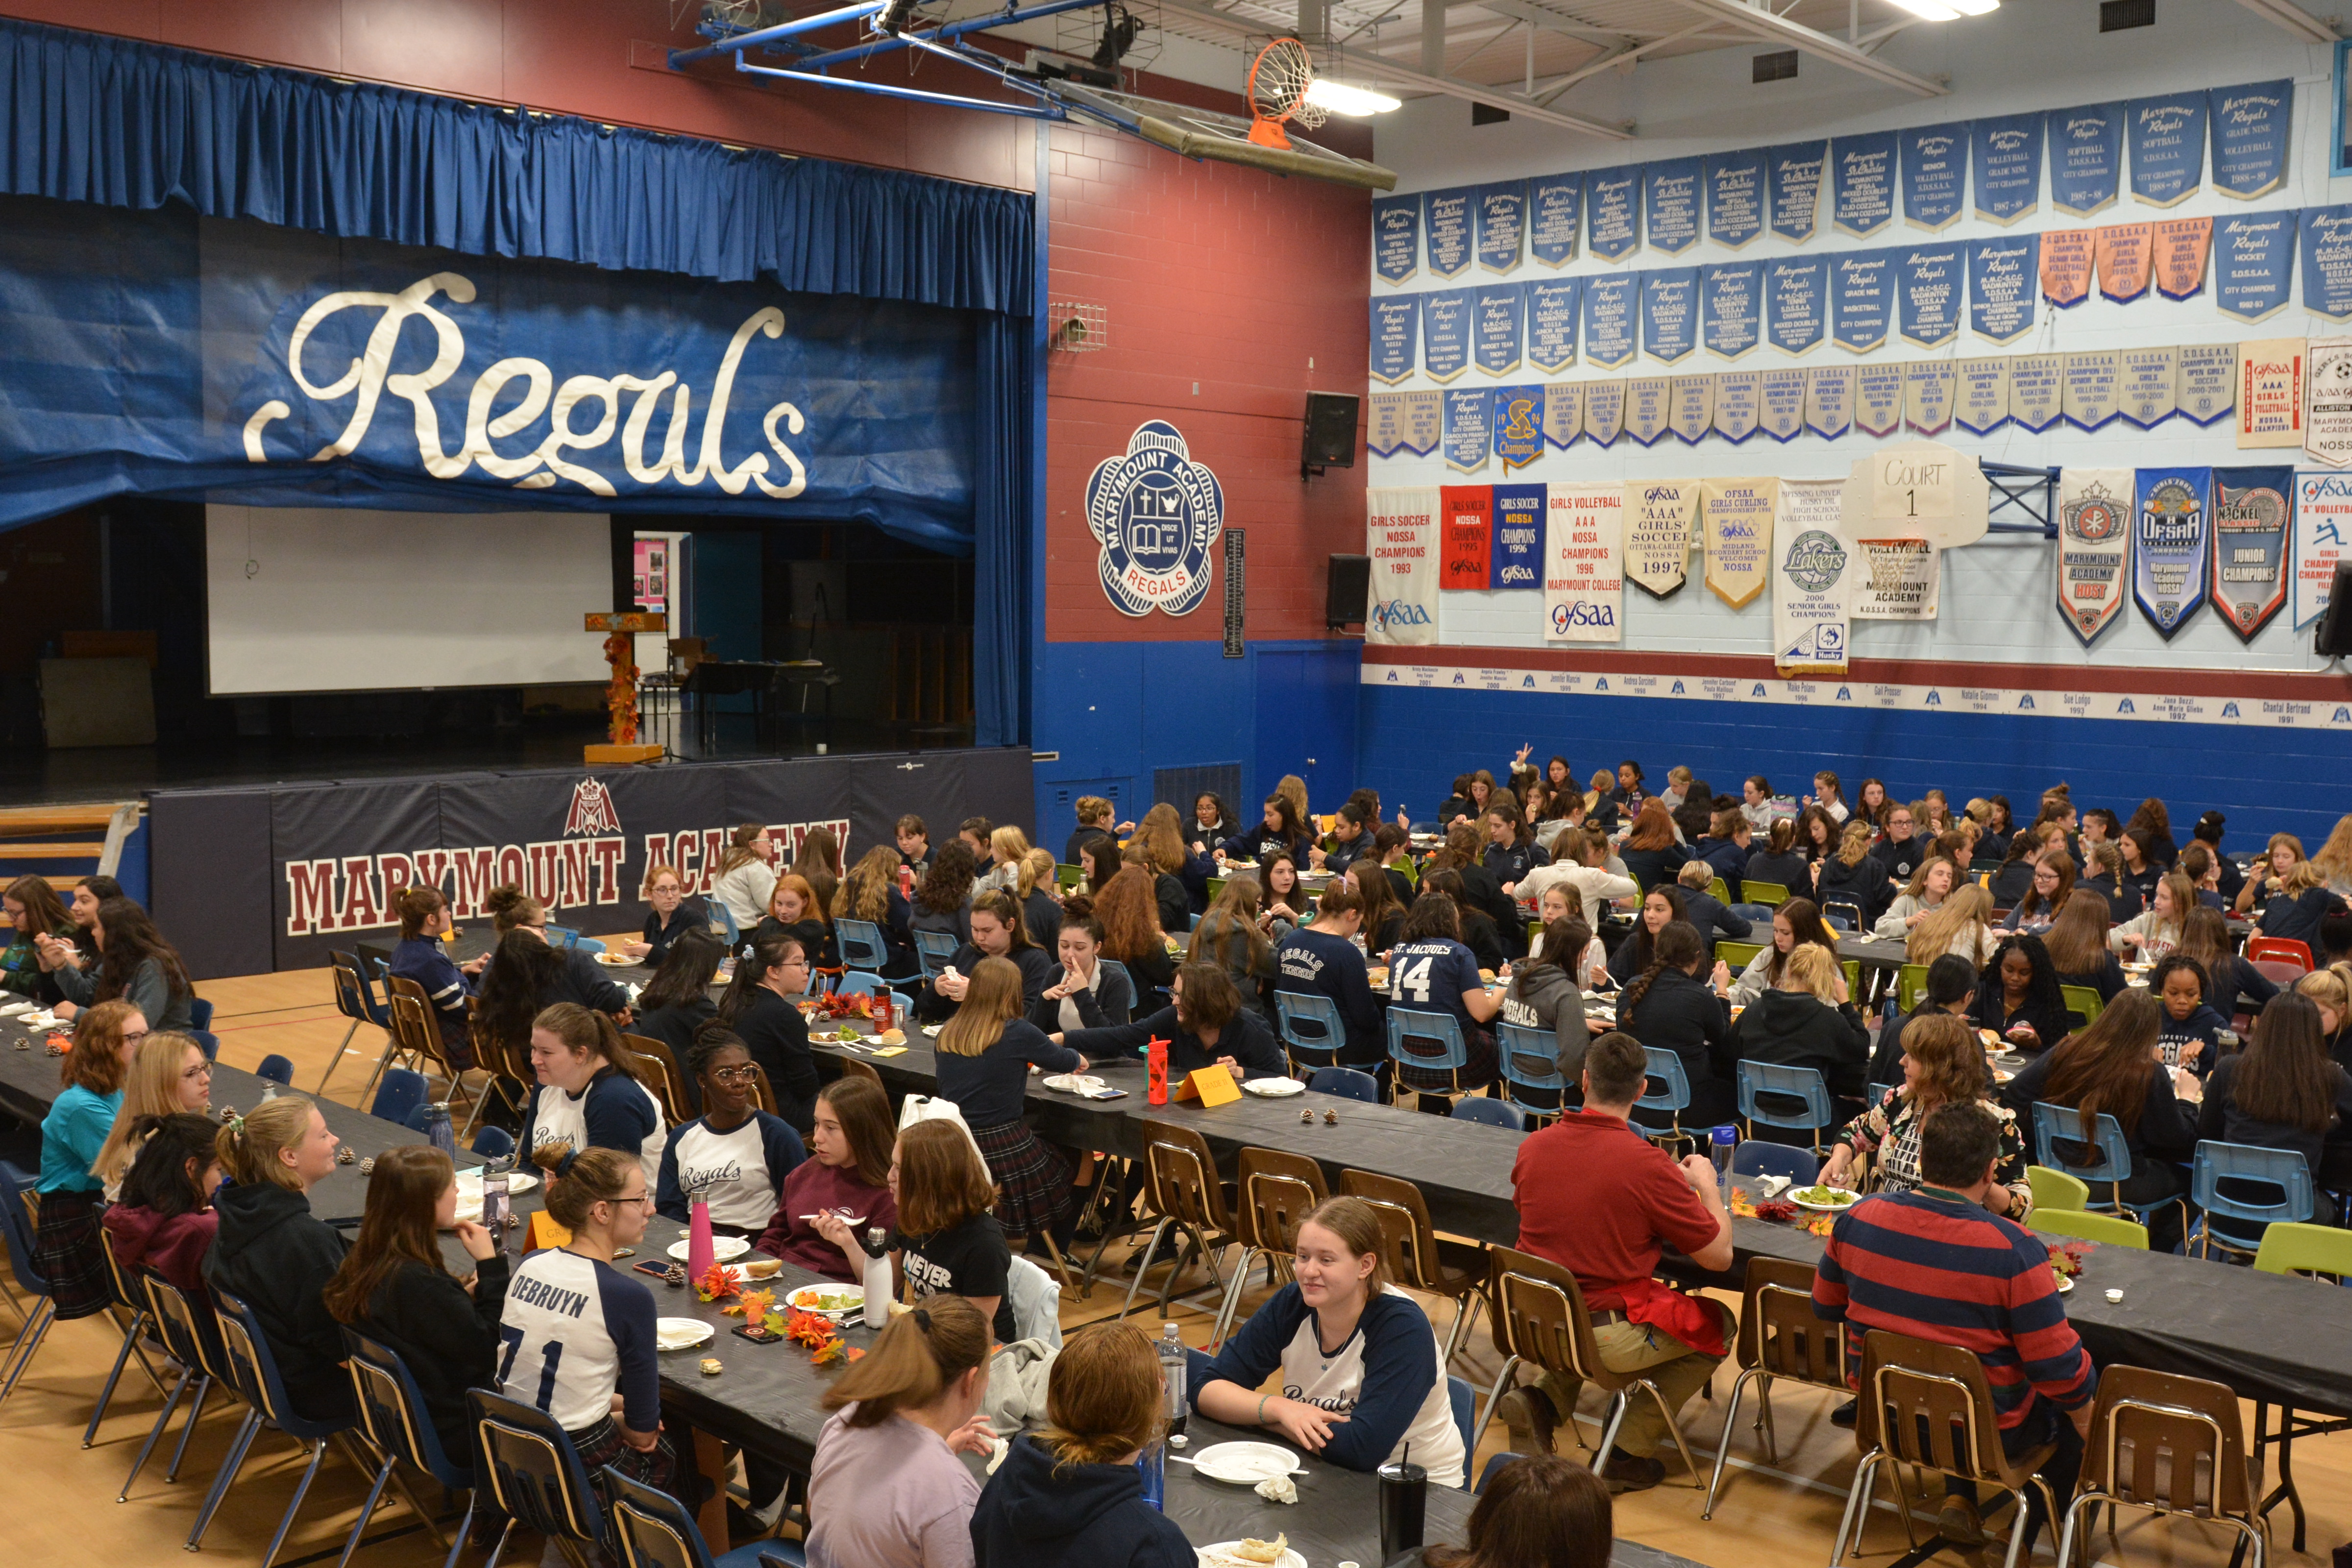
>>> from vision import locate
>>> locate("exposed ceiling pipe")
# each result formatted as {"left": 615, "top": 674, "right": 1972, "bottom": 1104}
{"left": 670, "top": 0, "right": 890, "bottom": 67}
{"left": 2234, "top": 0, "right": 2339, "bottom": 44}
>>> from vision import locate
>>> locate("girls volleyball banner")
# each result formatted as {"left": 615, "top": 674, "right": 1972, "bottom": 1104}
{"left": 1543, "top": 487, "right": 1623, "bottom": 642}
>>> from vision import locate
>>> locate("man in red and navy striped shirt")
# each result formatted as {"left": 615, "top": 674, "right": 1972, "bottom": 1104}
{"left": 1813, "top": 1101, "right": 2094, "bottom": 1550}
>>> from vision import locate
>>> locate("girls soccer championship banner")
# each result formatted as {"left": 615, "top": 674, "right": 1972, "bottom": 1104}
{"left": 1365, "top": 488, "right": 1440, "bottom": 645}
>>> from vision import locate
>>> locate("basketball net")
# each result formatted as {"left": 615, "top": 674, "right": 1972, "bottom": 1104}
{"left": 1246, "top": 38, "right": 1325, "bottom": 148}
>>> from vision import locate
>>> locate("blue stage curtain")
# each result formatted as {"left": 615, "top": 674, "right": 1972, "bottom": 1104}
{"left": 972, "top": 312, "right": 1032, "bottom": 748}
{"left": 0, "top": 17, "right": 1030, "bottom": 316}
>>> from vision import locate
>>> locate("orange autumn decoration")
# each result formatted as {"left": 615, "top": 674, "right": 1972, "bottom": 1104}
{"left": 696, "top": 1262, "right": 743, "bottom": 1302}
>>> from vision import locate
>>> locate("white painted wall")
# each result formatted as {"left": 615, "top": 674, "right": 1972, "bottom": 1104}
{"left": 1368, "top": 1, "right": 2347, "bottom": 674}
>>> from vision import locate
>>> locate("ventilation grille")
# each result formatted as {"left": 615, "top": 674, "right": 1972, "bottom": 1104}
{"left": 2100, "top": 0, "right": 2154, "bottom": 31}
{"left": 1154, "top": 763, "right": 1244, "bottom": 818}
{"left": 1752, "top": 50, "right": 1798, "bottom": 83}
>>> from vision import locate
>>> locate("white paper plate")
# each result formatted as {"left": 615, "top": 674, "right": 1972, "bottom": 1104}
{"left": 449, "top": 1171, "right": 537, "bottom": 1224}
{"left": 784, "top": 1285, "right": 866, "bottom": 1325}
{"left": 595, "top": 952, "right": 637, "bottom": 967}
{"left": 2054, "top": 1274, "right": 2075, "bottom": 1295}
{"left": 654, "top": 1318, "right": 714, "bottom": 1351}
{"left": 1196, "top": 1542, "right": 1307, "bottom": 1568}
{"left": 1188, "top": 1441, "right": 1302, "bottom": 1485}
{"left": 668, "top": 1235, "right": 751, "bottom": 1263}
{"left": 1239, "top": 1078, "right": 1305, "bottom": 1098}
{"left": 1789, "top": 1187, "right": 1862, "bottom": 1213}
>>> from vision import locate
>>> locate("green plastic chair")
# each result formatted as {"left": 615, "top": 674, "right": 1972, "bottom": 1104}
{"left": 1205, "top": 877, "right": 1227, "bottom": 904}
{"left": 1842, "top": 958, "right": 1862, "bottom": 998}
{"left": 1526, "top": 918, "right": 1544, "bottom": 949}
{"left": 1717, "top": 941, "right": 1765, "bottom": 974}
{"left": 1895, "top": 962, "right": 1929, "bottom": 1014}
{"left": 1708, "top": 877, "right": 1733, "bottom": 905}
{"left": 1055, "top": 863, "right": 1083, "bottom": 890}
{"left": 2034, "top": 1209, "right": 2148, "bottom": 1249}
{"left": 2027, "top": 1165, "right": 2089, "bottom": 1213}
{"left": 2061, "top": 984, "right": 2104, "bottom": 1029}
{"left": 1741, "top": 881, "right": 1789, "bottom": 906}
{"left": 2253, "top": 1221, "right": 2352, "bottom": 1282}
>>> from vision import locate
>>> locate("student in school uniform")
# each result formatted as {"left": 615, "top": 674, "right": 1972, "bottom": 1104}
{"left": 2151, "top": 955, "right": 2230, "bottom": 1076}
{"left": 2078, "top": 842, "right": 2146, "bottom": 924}
{"left": 1674, "top": 860, "right": 1753, "bottom": 961}
{"left": 656, "top": 1031, "right": 806, "bottom": 1234}
{"left": 710, "top": 933, "right": 821, "bottom": 1135}
{"left": 625, "top": 864, "right": 710, "bottom": 967}
{"left": 2256, "top": 861, "right": 2351, "bottom": 949}
{"left": 2192, "top": 811, "right": 2245, "bottom": 906}
{"left": 1869, "top": 803, "right": 1929, "bottom": 892}
{"left": 916, "top": 889, "right": 1054, "bottom": 1025}
{"left": 1274, "top": 880, "right": 1386, "bottom": 1069}
{"left": 2042, "top": 890, "right": 2129, "bottom": 1005}
{"left": 1064, "top": 796, "right": 1120, "bottom": 869}
{"left": 1483, "top": 803, "right": 1552, "bottom": 894}
{"left": 2001, "top": 849, "right": 2075, "bottom": 935}
{"left": 1873, "top": 858, "right": 1957, "bottom": 940}
{"left": 1970, "top": 934, "right": 2072, "bottom": 1055}
{"left": 1055, "top": 963, "right": 1287, "bottom": 1082}
{"left": 523, "top": 1002, "right": 671, "bottom": 1189}
{"left": 2233, "top": 832, "right": 2307, "bottom": 920}
{"left": 1030, "top": 898, "right": 1135, "bottom": 1033}
{"left": 1742, "top": 819, "right": 1812, "bottom": 901}
{"left": 1814, "top": 821, "right": 1891, "bottom": 928}
{"left": 932, "top": 956, "right": 1086, "bottom": 1248}
{"left": 1693, "top": 808, "right": 1754, "bottom": 885}
{"left": 1619, "top": 801, "right": 1691, "bottom": 894}
{"left": 2109, "top": 872, "right": 2195, "bottom": 961}
{"left": 2118, "top": 829, "right": 2166, "bottom": 909}
{"left": 386, "top": 886, "right": 480, "bottom": 1066}
{"left": 2177, "top": 905, "right": 2276, "bottom": 1027}
{"left": 2199, "top": 994, "right": 2352, "bottom": 1216}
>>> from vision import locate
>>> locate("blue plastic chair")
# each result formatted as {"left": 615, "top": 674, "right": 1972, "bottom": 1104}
{"left": 189, "top": 996, "right": 215, "bottom": 1031}
{"left": 323, "top": 952, "right": 393, "bottom": 1097}
{"left": 467, "top": 1386, "right": 608, "bottom": 1561}
{"left": 1387, "top": 1006, "right": 1472, "bottom": 1099}
{"left": 1447, "top": 1375, "right": 1476, "bottom": 1491}
{"left": 255, "top": 1054, "right": 294, "bottom": 1087}
{"left": 341, "top": 1329, "right": 474, "bottom": 1568}
{"left": 1097, "top": 958, "right": 1136, "bottom": 1011}
{"left": 2031, "top": 1102, "right": 2189, "bottom": 1235}
{"left": 404, "top": 1102, "right": 437, "bottom": 1134}
{"left": 202, "top": 1290, "right": 359, "bottom": 1565}
{"left": 472, "top": 1125, "right": 516, "bottom": 1160}
{"left": 832, "top": 970, "right": 887, "bottom": 999}
{"left": 0, "top": 1163, "right": 55, "bottom": 1410}
{"left": 545, "top": 924, "right": 583, "bottom": 950}
{"left": 913, "top": 929, "right": 960, "bottom": 980}
{"left": 1495, "top": 1021, "right": 1569, "bottom": 1121}
{"left": 1731, "top": 1139, "right": 1819, "bottom": 1186}
{"left": 1735, "top": 1060, "right": 1836, "bottom": 1154}
{"left": 2189, "top": 1140, "right": 2314, "bottom": 1260}
{"left": 713, "top": 901, "right": 740, "bottom": 945}
{"left": 1453, "top": 1097, "right": 1525, "bottom": 1131}
{"left": 1307, "top": 1065, "right": 1382, "bottom": 1103}
{"left": 1475, "top": 1450, "right": 1527, "bottom": 1494}
{"left": 834, "top": 917, "right": 890, "bottom": 973}
{"left": 1274, "top": 990, "right": 1347, "bottom": 1074}
{"left": 191, "top": 1029, "right": 221, "bottom": 1061}
{"left": 123, "top": 1269, "right": 226, "bottom": 1502}
{"left": 606, "top": 1465, "right": 806, "bottom": 1568}
{"left": 372, "top": 1067, "right": 429, "bottom": 1129}
{"left": 1634, "top": 1047, "right": 1695, "bottom": 1151}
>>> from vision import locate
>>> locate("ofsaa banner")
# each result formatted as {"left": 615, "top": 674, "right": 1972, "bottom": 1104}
{"left": 1772, "top": 479, "right": 1854, "bottom": 674}
{"left": 1544, "top": 487, "right": 1622, "bottom": 642}
{"left": 1365, "top": 487, "right": 1440, "bottom": 645}
{"left": 2133, "top": 466, "right": 2211, "bottom": 639}
{"left": 2056, "top": 467, "right": 2132, "bottom": 646}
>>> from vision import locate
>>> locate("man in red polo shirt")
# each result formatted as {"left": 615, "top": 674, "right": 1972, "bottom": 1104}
{"left": 1502, "top": 1029, "right": 1733, "bottom": 1492}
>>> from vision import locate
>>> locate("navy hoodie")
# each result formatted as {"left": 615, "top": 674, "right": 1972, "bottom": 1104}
{"left": 970, "top": 1433, "right": 1195, "bottom": 1568}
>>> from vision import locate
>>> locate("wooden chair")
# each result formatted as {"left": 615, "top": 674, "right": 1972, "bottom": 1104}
{"left": 382, "top": 976, "right": 486, "bottom": 1134}
{"left": 469, "top": 1000, "right": 537, "bottom": 1125}
{"left": 1704, "top": 1256, "right": 1850, "bottom": 1518}
{"left": 1118, "top": 1118, "right": 1241, "bottom": 1322}
{"left": 1834, "top": 1329, "right": 2061, "bottom": 1568}
{"left": 745, "top": 1062, "right": 780, "bottom": 1117}
{"left": 620, "top": 1035, "right": 690, "bottom": 1126}
{"left": 2056, "top": 1365, "right": 2268, "bottom": 1568}
{"left": 1343, "top": 1167, "right": 1488, "bottom": 1365}
{"left": 832, "top": 1055, "right": 884, "bottom": 1091}
{"left": 1212, "top": 1149, "right": 1328, "bottom": 1348}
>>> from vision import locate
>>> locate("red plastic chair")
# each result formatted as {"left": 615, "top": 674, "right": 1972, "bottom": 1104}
{"left": 2252, "top": 960, "right": 2309, "bottom": 988}
{"left": 2246, "top": 937, "right": 2314, "bottom": 973}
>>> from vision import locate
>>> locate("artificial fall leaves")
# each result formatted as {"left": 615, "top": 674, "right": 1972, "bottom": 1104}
{"left": 721, "top": 1286, "right": 863, "bottom": 1364}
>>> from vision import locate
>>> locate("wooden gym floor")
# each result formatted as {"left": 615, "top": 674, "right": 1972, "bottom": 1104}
{"left": 0, "top": 956, "right": 2343, "bottom": 1568}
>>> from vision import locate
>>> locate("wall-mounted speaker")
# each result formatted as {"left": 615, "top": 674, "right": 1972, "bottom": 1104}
{"left": 1326, "top": 554, "right": 1370, "bottom": 630}
{"left": 1302, "top": 392, "right": 1359, "bottom": 478}
{"left": 2317, "top": 563, "right": 2352, "bottom": 656}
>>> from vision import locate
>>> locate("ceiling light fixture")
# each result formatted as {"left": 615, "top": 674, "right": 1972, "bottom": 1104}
{"left": 1884, "top": 0, "right": 1998, "bottom": 16}
{"left": 1304, "top": 77, "right": 1402, "bottom": 115}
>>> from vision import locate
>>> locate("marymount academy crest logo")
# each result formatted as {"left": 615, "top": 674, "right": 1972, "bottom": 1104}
{"left": 1083, "top": 421, "right": 1224, "bottom": 617}
{"left": 564, "top": 777, "right": 623, "bottom": 837}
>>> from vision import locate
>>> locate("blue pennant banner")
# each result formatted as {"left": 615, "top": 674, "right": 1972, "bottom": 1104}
{"left": 2209, "top": 80, "right": 2292, "bottom": 200}
{"left": 1493, "top": 391, "right": 1546, "bottom": 473}
{"left": 1582, "top": 273, "right": 1639, "bottom": 368}
{"left": 2128, "top": 93, "right": 2207, "bottom": 207}
{"left": 1527, "top": 278, "right": 1581, "bottom": 374}
{"left": 1708, "top": 150, "right": 1766, "bottom": 247}
{"left": 1900, "top": 122, "right": 1968, "bottom": 231}
{"left": 2301, "top": 205, "right": 2352, "bottom": 320}
{"left": 2133, "top": 465, "right": 2211, "bottom": 638}
{"left": 1701, "top": 261, "right": 1764, "bottom": 360}
{"left": 1831, "top": 248, "right": 1894, "bottom": 353}
{"left": 1442, "top": 387, "right": 1490, "bottom": 472}
{"left": 1370, "top": 295, "right": 1419, "bottom": 384}
{"left": 2215, "top": 210, "right": 2295, "bottom": 321}
{"left": 1475, "top": 180, "right": 1527, "bottom": 271}
{"left": 1965, "top": 234, "right": 2038, "bottom": 344}
{"left": 1421, "top": 288, "right": 1472, "bottom": 382}
{"left": 1490, "top": 481, "right": 1545, "bottom": 580}
{"left": 1896, "top": 243, "right": 1964, "bottom": 348}
{"left": 1473, "top": 282, "right": 1525, "bottom": 376}
{"left": 1644, "top": 158, "right": 1704, "bottom": 255}
{"left": 2050, "top": 102, "right": 2123, "bottom": 217}
{"left": 1768, "top": 142, "right": 1828, "bottom": 243}
{"left": 1832, "top": 131, "right": 1898, "bottom": 237}
{"left": 1528, "top": 172, "right": 1583, "bottom": 267}
{"left": 1641, "top": 267, "right": 1700, "bottom": 364}
{"left": 1372, "top": 195, "right": 1421, "bottom": 284}
{"left": 1424, "top": 188, "right": 1473, "bottom": 278}
{"left": 1587, "top": 167, "right": 1642, "bottom": 262}
{"left": 1971, "top": 113, "right": 2044, "bottom": 224}
{"left": 1765, "top": 257, "right": 1828, "bottom": 355}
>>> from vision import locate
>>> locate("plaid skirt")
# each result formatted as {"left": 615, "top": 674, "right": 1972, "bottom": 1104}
{"left": 570, "top": 1416, "right": 677, "bottom": 1501}
{"left": 32, "top": 1189, "right": 112, "bottom": 1320}
{"left": 971, "top": 1118, "right": 1076, "bottom": 1242}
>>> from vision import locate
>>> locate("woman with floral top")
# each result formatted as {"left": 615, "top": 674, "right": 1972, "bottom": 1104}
{"left": 1817, "top": 1011, "right": 2032, "bottom": 1222}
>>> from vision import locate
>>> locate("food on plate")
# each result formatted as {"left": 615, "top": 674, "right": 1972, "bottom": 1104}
{"left": 743, "top": 1257, "right": 782, "bottom": 1279}
{"left": 874, "top": 1027, "right": 906, "bottom": 1044}
{"left": 790, "top": 1286, "right": 863, "bottom": 1313}
{"left": 1793, "top": 1185, "right": 1857, "bottom": 1206}
{"left": 1231, "top": 1536, "right": 1290, "bottom": 1565}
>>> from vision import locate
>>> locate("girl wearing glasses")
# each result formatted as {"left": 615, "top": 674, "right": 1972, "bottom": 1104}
{"left": 714, "top": 931, "right": 821, "bottom": 1135}
{"left": 524, "top": 1003, "right": 669, "bottom": 1189}
{"left": 656, "top": 1030, "right": 807, "bottom": 1234}
{"left": 91, "top": 1028, "right": 210, "bottom": 1198}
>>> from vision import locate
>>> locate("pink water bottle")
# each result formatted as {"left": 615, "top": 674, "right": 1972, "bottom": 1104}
{"left": 899, "top": 863, "right": 915, "bottom": 899}
{"left": 686, "top": 1188, "right": 715, "bottom": 1285}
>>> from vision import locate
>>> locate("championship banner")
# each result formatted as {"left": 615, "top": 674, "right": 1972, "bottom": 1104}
{"left": 1373, "top": 195, "right": 1421, "bottom": 285}
{"left": 1371, "top": 296, "right": 1419, "bottom": 385}
{"left": 1640, "top": 268, "right": 1699, "bottom": 363}
{"left": 1586, "top": 167, "right": 1642, "bottom": 263}
{"left": 2050, "top": 102, "right": 2124, "bottom": 218}
{"left": 1625, "top": 377, "right": 1671, "bottom": 447}
{"left": 2039, "top": 229, "right": 2093, "bottom": 308}
{"left": 2301, "top": 205, "right": 2352, "bottom": 319}
{"left": 1669, "top": 375, "right": 1715, "bottom": 445}
{"left": 1543, "top": 382, "right": 1584, "bottom": 448}
{"left": 1806, "top": 365, "right": 1855, "bottom": 440}
{"left": 1702, "top": 476, "right": 1774, "bottom": 608}
{"left": 1584, "top": 381, "right": 1626, "bottom": 446}
{"left": 2209, "top": 465, "right": 2293, "bottom": 639}
{"left": 1831, "top": 249, "right": 1893, "bottom": 353}
{"left": 1955, "top": 359, "right": 2011, "bottom": 436}
{"left": 2093, "top": 223, "right": 2152, "bottom": 304}
{"left": 1905, "top": 362, "right": 1956, "bottom": 437}
{"left": 1707, "top": 150, "right": 1765, "bottom": 248}
{"left": 2010, "top": 354, "right": 2063, "bottom": 432}
{"left": 2062, "top": 351, "right": 2122, "bottom": 432}
{"left": 2239, "top": 339, "right": 2306, "bottom": 448}
{"left": 2153, "top": 218, "right": 2211, "bottom": 301}
{"left": 1527, "top": 278, "right": 1581, "bottom": 374}
{"left": 2127, "top": 93, "right": 2207, "bottom": 207}
{"left": 1439, "top": 484, "right": 1493, "bottom": 588}
{"left": 2210, "top": 80, "right": 2292, "bottom": 200}
{"left": 2293, "top": 471, "right": 2352, "bottom": 627}
{"left": 1441, "top": 388, "right": 1490, "bottom": 473}
{"left": 1582, "top": 273, "right": 1638, "bottom": 369}
{"left": 1365, "top": 487, "right": 1440, "bottom": 645}
{"left": 1421, "top": 288, "right": 1471, "bottom": 382}
{"left": 1368, "top": 392, "right": 1404, "bottom": 457}
{"left": 1644, "top": 158, "right": 1703, "bottom": 255}
{"left": 2306, "top": 337, "right": 2352, "bottom": 468}
{"left": 1766, "top": 257, "right": 1828, "bottom": 355}
{"left": 1544, "top": 486, "right": 1623, "bottom": 642}
{"left": 1491, "top": 385, "right": 1545, "bottom": 470}
{"left": 1714, "top": 371, "right": 1761, "bottom": 443}
{"left": 1701, "top": 261, "right": 1763, "bottom": 359}
{"left": 1856, "top": 366, "right": 1904, "bottom": 438}
{"left": 2120, "top": 348, "right": 2178, "bottom": 429}
{"left": 1772, "top": 477, "right": 1854, "bottom": 671}
{"left": 1900, "top": 123, "right": 1967, "bottom": 231}
{"left": 1769, "top": 141, "right": 1827, "bottom": 244}
{"left": 1972, "top": 114, "right": 2045, "bottom": 224}
{"left": 1424, "top": 188, "right": 1472, "bottom": 279}
{"left": 1490, "top": 483, "right": 1544, "bottom": 589}
{"left": 1853, "top": 539, "right": 1939, "bottom": 619}
{"left": 2177, "top": 344, "right": 2236, "bottom": 426}
{"left": 1831, "top": 131, "right": 1898, "bottom": 238}
{"left": 1622, "top": 480, "right": 1696, "bottom": 598}
{"left": 1473, "top": 282, "right": 1525, "bottom": 376}
{"left": 2133, "top": 466, "right": 2211, "bottom": 637}
{"left": 1475, "top": 180, "right": 1527, "bottom": 272}
{"left": 1966, "top": 235, "right": 2037, "bottom": 343}
{"left": 1529, "top": 173, "right": 1583, "bottom": 268}
{"left": 1897, "top": 244, "right": 1962, "bottom": 347}
{"left": 2057, "top": 468, "right": 2133, "bottom": 646}
{"left": 1760, "top": 368, "right": 1807, "bottom": 442}
{"left": 2215, "top": 211, "right": 2295, "bottom": 322}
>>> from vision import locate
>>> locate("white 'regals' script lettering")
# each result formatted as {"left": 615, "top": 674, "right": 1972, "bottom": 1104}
{"left": 241, "top": 273, "right": 808, "bottom": 499}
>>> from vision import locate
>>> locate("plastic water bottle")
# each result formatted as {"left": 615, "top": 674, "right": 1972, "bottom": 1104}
{"left": 1136, "top": 1437, "right": 1166, "bottom": 1509}
{"left": 425, "top": 1102, "right": 458, "bottom": 1163}
{"left": 1710, "top": 1124, "right": 1738, "bottom": 1209}
{"left": 482, "top": 1160, "right": 512, "bottom": 1253}
{"left": 1159, "top": 1322, "right": 1189, "bottom": 1441}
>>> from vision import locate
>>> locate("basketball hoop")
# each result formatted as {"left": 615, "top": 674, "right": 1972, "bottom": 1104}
{"left": 1246, "top": 38, "right": 1324, "bottom": 148}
